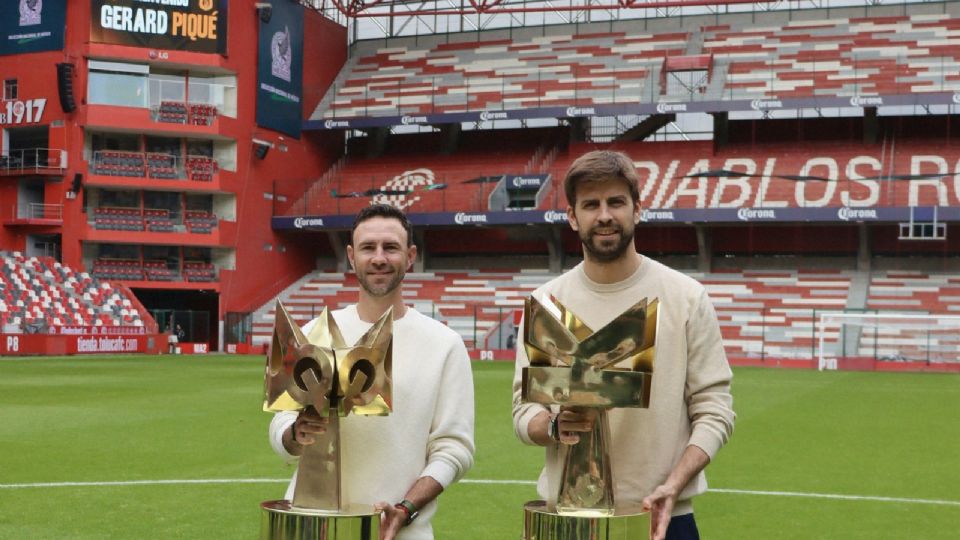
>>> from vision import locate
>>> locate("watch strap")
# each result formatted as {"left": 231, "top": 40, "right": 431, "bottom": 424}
{"left": 548, "top": 413, "right": 561, "bottom": 443}
{"left": 395, "top": 499, "right": 418, "bottom": 525}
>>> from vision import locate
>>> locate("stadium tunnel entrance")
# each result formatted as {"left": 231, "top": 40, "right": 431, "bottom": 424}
{"left": 132, "top": 288, "right": 218, "bottom": 352}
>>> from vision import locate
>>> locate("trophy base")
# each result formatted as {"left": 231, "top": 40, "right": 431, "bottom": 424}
{"left": 260, "top": 500, "right": 380, "bottom": 540}
{"left": 522, "top": 500, "right": 649, "bottom": 540}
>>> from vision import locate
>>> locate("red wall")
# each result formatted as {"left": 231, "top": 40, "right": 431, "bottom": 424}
{"left": 0, "top": 1, "right": 349, "bottom": 323}
{"left": 220, "top": 7, "right": 348, "bottom": 314}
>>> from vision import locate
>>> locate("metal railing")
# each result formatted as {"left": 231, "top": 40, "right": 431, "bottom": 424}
{"left": 15, "top": 203, "right": 63, "bottom": 221}
{"left": 90, "top": 150, "right": 185, "bottom": 180}
{"left": 0, "top": 148, "right": 67, "bottom": 173}
{"left": 149, "top": 78, "right": 235, "bottom": 117}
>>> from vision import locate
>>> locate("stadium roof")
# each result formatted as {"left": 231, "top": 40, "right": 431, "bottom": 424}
{"left": 306, "top": 0, "right": 772, "bottom": 18}
{"left": 301, "top": 0, "right": 926, "bottom": 39}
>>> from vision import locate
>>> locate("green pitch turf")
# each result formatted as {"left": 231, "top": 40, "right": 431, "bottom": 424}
{"left": 0, "top": 355, "right": 958, "bottom": 539}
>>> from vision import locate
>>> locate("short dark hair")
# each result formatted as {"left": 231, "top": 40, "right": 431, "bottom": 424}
{"left": 563, "top": 150, "right": 641, "bottom": 206}
{"left": 351, "top": 203, "right": 413, "bottom": 246}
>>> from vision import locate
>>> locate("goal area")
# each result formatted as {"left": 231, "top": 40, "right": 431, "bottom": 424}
{"left": 817, "top": 312, "right": 960, "bottom": 370}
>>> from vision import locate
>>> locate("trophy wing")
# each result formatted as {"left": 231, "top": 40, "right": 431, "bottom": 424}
{"left": 524, "top": 295, "right": 584, "bottom": 366}
{"left": 338, "top": 306, "right": 393, "bottom": 416}
{"left": 577, "top": 298, "right": 656, "bottom": 373}
{"left": 263, "top": 302, "right": 337, "bottom": 415}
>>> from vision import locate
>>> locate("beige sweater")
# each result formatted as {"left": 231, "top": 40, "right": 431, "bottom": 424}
{"left": 512, "top": 258, "right": 735, "bottom": 516}
{"left": 271, "top": 306, "right": 475, "bottom": 540}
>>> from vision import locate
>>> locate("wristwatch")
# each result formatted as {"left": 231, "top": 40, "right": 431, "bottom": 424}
{"left": 395, "top": 499, "right": 419, "bottom": 526}
{"left": 547, "top": 413, "right": 561, "bottom": 443}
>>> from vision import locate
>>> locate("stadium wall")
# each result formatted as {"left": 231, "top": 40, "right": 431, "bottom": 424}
{"left": 0, "top": 1, "right": 349, "bottom": 350}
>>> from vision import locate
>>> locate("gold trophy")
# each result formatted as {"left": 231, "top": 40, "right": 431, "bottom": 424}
{"left": 260, "top": 301, "right": 393, "bottom": 540}
{"left": 521, "top": 294, "right": 658, "bottom": 540}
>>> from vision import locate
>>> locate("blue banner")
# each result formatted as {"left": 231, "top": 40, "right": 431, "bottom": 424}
{"left": 273, "top": 206, "right": 960, "bottom": 230}
{"left": 0, "top": 0, "right": 66, "bottom": 55}
{"left": 256, "top": 0, "right": 303, "bottom": 138}
{"left": 305, "top": 92, "right": 960, "bottom": 131}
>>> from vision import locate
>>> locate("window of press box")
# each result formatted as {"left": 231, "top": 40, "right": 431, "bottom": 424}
{"left": 90, "top": 132, "right": 141, "bottom": 152}
{"left": 145, "top": 135, "right": 182, "bottom": 159}
{"left": 186, "top": 139, "right": 213, "bottom": 157}
{"left": 4, "top": 79, "right": 17, "bottom": 101}
{"left": 98, "top": 189, "right": 140, "bottom": 208}
{"left": 87, "top": 61, "right": 149, "bottom": 108}
{"left": 86, "top": 59, "right": 237, "bottom": 117}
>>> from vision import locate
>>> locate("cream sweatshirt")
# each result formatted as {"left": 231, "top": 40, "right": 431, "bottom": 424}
{"left": 512, "top": 258, "right": 735, "bottom": 516}
{"left": 270, "top": 305, "right": 475, "bottom": 539}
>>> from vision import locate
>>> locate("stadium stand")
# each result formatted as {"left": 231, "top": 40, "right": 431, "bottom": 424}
{"left": 153, "top": 101, "right": 218, "bottom": 126}
{"left": 1, "top": 251, "right": 147, "bottom": 331}
{"left": 283, "top": 128, "right": 564, "bottom": 216}
{"left": 145, "top": 153, "right": 179, "bottom": 179}
{"left": 155, "top": 101, "right": 189, "bottom": 124}
{"left": 92, "top": 259, "right": 144, "bottom": 281}
{"left": 185, "top": 156, "right": 218, "bottom": 182}
{"left": 90, "top": 151, "right": 186, "bottom": 180}
{"left": 693, "top": 269, "right": 854, "bottom": 359}
{"left": 183, "top": 262, "right": 217, "bottom": 282}
{"left": 188, "top": 103, "right": 218, "bottom": 126}
{"left": 184, "top": 210, "right": 218, "bottom": 233}
{"left": 93, "top": 207, "right": 145, "bottom": 231}
{"left": 249, "top": 270, "right": 556, "bottom": 349}
{"left": 702, "top": 14, "right": 960, "bottom": 99}
{"left": 314, "top": 11, "right": 960, "bottom": 122}
{"left": 90, "top": 151, "right": 147, "bottom": 177}
{"left": 248, "top": 267, "right": 866, "bottom": 359}
{"left": 866, "top": 270, "right": 960, "bottom": 313}
{"left": 143, "top": 261, "right": 179, "bottom": 281}
{"left": 144, "top": 209, "right": 176, "bottom": 232}
{"left": 318, "top": 31, "right": 687, "bottom": 119}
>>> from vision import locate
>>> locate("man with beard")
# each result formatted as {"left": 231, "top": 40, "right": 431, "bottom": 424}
{"left": 269, "top": 204, "right": 475, "bottom": 540}
{"left": 511, "top": 150, "right": 735, "bottom": 540}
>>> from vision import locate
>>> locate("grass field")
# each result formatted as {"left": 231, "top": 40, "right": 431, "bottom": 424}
{"left": 1, "top": 354, "right": 958, "bottom": 539}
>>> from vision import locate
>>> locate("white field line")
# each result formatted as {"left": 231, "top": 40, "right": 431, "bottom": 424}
{"left": 0, "top": 479, "right": 958, "bottom": 507}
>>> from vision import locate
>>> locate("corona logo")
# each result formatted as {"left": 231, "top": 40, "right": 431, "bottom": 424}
{"left": 656, "top": 102, "right": 686, "bottom": 114}
{"left": 324, "top": 119, "right": 349, "bottom": 129}
{"left": 850, "top": 96, "right": 883, "bottom": 107}
{"left": 512, "top": 176, "right": 541, "bottom": 188}
{"left": 837, "top": 207, "right": 877, "bottom": 221}
{"left": 454, "top": 212, "right": 487, "bottom": 225}
{"left": 480, "top": 111, "right": 508, "bottom": 121}
{"left": 565, "top": 106, "right": 596, "bottom": 117}
{"left": 543, "top": 210, "right": 567, "bottom": 223}
{"left": 750, "top": 99, "right": 783, "bottom": 110}
{"left": 737, "top": 208, "right": 776, "bottom": 221}
{"left": 641, "top": 210, "right": 675, "bottom": 222}
{"left": 294, "top": 217, "right": 324, "bottom": 228}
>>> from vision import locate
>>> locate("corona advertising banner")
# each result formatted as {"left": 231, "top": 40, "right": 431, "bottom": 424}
{"left": 256, "top": 0, "right": 303, "bottom": 138}
{"left": 0, "top": 0, "right": 67, "bottom": 55}
{"left": 90, "top": 0, "right": 228, "bottom": 55}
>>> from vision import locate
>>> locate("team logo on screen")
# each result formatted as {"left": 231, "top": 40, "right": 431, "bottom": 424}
{"left": 19, "top": 0, "right": 42, "bottom": 27}
{"left": 271, "top": 27, "right": 293, "bottom": 83}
